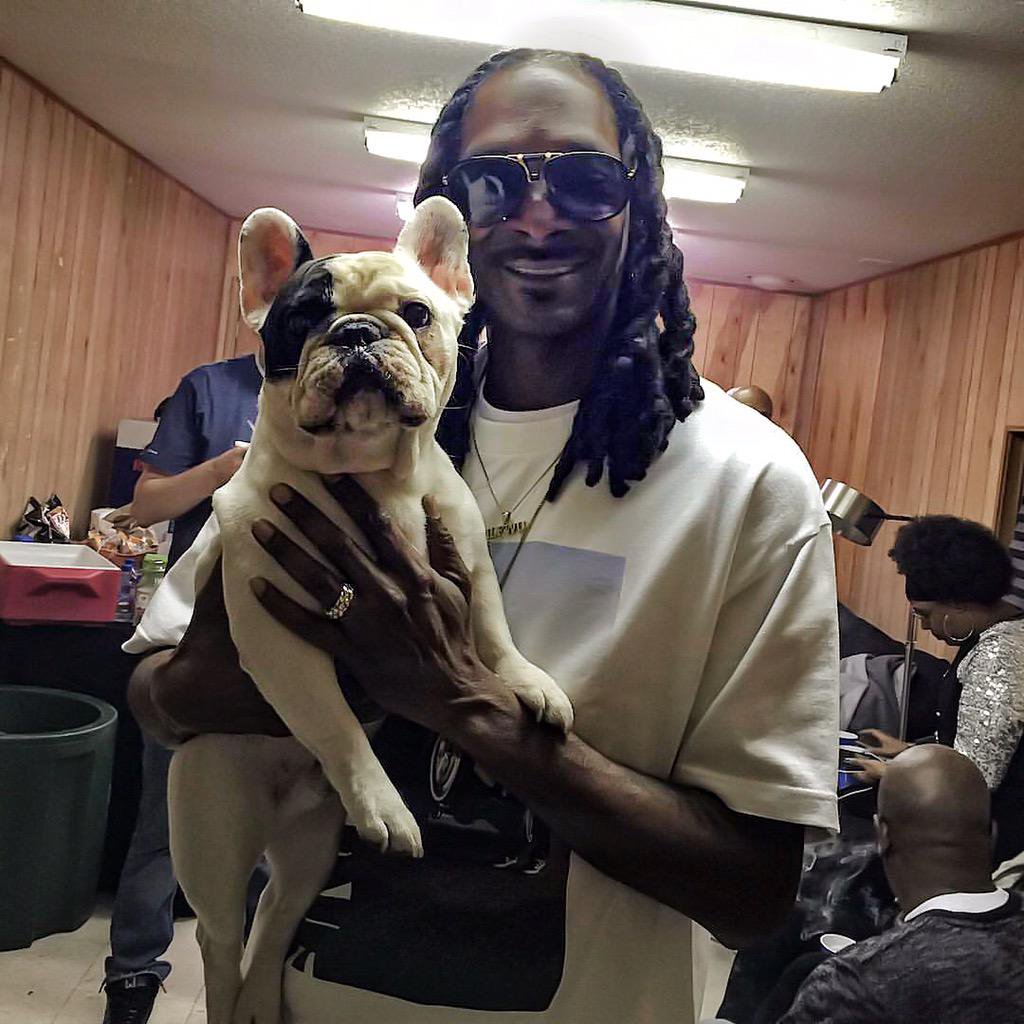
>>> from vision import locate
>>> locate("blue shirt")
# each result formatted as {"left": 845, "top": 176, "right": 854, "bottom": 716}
{"left": 140, "top": 355, "right": 261, "bottom": 565}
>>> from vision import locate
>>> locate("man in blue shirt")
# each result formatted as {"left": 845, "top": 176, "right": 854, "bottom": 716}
{"left": 102, "top": 353, "right": 262, "bottom": 1024}
{"left": 134, "top": 353, "right": 263, "bottom": 566}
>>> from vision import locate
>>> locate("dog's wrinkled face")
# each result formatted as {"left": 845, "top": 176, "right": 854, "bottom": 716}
{"left": 238, "top": 199, "right": 473, "bottom": 475}
{"left": 264, "top": 251, "right": 460, "bottom": 469}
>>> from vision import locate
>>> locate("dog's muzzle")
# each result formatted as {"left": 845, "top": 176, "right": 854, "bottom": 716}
{"left": 327, "top": 316, "right": 386, "bottom": 350}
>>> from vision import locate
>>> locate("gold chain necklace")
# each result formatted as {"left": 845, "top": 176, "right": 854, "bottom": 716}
{"left": 496, "top": 494, "right": 547, "bottom": 590}
{"left": 471, "top": 432, "right": 560, "bottom": 541}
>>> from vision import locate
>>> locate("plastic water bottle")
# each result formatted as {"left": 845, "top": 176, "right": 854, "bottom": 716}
{"left": 133, "top": 553, "right": 167, "bottom": 625}
{"left": 115, "top": 559, "right": 137, "bottom": 623}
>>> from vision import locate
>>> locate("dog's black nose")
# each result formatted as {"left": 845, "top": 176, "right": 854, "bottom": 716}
{"left": 333, "top": 319, "right": 384, "bottom": 348}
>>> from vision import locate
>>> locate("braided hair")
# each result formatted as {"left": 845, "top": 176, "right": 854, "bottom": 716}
{"left": 416, "top": 48, "right": 704, "bottom": 499}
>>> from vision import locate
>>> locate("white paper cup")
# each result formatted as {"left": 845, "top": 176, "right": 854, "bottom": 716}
{"left": 820, "top": 933, "right": 856, "bottom": 954}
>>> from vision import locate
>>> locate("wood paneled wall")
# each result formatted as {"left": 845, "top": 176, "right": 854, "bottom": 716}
{"left": 216, "top": 220, "right": 397, "bottom": 361}
{"left": 0, "top": 62, "right": 230, "bottom": 534}
{"left": 803, "top": 235, "right": 1024, "bottom": 654}
{"left": 688, "top": 282, "right": 814, "bottom": 438}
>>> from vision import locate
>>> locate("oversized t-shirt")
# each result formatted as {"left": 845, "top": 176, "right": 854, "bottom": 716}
{"left": 126, "top": 378, "right": 840, "bottom": 1024}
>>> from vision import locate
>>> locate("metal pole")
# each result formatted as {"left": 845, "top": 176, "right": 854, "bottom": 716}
{"left": 899, "top": 603, "right": 917, "bottom": 740}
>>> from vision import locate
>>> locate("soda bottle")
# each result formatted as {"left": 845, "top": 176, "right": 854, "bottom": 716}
{"left": 133, "top": 553, "right": 168, "bottom": 626}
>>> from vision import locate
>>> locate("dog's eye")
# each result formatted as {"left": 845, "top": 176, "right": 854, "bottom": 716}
{"left": 400, "top": 301, "right": 432, "bottom": 330}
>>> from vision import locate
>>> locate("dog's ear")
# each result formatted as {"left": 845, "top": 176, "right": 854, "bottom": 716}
{"left": 238, "top": 208, "right": 313, "bottom": 330}
{"left": 395, "top": 197, "right": 474, "bottom": 314}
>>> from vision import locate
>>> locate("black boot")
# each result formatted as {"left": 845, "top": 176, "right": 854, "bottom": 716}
{"left": 102, "top": 975, "right": 161, "bottom": 1024}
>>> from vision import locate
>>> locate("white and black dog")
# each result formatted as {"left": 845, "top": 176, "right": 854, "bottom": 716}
{"left": 166, "top": 197, "right": 573, "bottom": 1024}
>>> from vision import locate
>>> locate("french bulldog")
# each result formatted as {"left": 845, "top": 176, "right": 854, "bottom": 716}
{"left": 166, "top": 197, "right": 573, "bottom": 1024}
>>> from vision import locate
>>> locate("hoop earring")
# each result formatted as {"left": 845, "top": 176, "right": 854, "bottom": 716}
{"left": 943, "top": 613, "right": 975, "bottom": 644}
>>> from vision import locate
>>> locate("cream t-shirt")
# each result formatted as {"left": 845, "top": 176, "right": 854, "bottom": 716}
{"left": 127, "top": 379, "right": 840, "bottom": 1024}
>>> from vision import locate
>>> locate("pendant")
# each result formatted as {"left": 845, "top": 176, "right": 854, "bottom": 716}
{"left": 486, "top": 514, "right": 529, "bottom": 541}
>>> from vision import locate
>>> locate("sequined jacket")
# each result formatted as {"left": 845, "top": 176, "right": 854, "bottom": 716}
{"left": 954, "top": 618, "right": 1024, "bottom": 790}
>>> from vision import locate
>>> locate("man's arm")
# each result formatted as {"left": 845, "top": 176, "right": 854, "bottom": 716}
{"left": 125, "top": 521, "right": 289, "bottom": 745}
{"left": 449, "top": 519, "right": 835, "bottom": 947}
{"left": 454, "top": 700, "right": 804, "bottom": 948}
{"left": 251, "top": 485, "right": 823, "bottom": 949}
{"left": 131, "top": 450, "right": 244, "bottom": 526}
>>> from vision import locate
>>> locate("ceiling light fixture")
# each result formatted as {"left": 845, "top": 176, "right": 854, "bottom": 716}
{"left": 364, "top": 117, "right": 431, "bottom": 163}
{"left": 663, "top": 158, "right": 748, "bottom": 204}
{"left": 305, "top": 1, "right": 906, "bottom": 93}
{"left": 747, "top": 273, "right": 795, "bottom": 291}
{"left": 367, "top": 118, "right": 749, "bottom": 203}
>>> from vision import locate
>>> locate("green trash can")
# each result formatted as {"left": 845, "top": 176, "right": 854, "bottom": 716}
{"left": 0, "top": 685, "right": 117, "bottom": 950}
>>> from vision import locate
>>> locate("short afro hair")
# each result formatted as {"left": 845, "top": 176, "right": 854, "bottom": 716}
{"left": 888, "top": 515, "right": 1012, "bottom": 606}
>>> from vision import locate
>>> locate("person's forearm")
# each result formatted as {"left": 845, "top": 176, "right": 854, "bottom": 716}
{"left": 132, "top": 461, "right": 223, "bottom": 525}
{"left": 451, "top": 697, "right": 803, "bottom": 948}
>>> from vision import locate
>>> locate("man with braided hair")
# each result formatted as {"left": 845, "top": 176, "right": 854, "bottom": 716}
{"left": 127, "top": 49, "right": 839, "bottom": 1024}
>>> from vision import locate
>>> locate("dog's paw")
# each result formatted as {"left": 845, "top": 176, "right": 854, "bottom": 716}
{"left": 232, "top": 973, "right": 282, "bottom": 1024}
{"left": 509, "top": 677, "right": 574, "bottom": 735}
{"left": 342, "top": 783, "right": 424, "bottom": 858}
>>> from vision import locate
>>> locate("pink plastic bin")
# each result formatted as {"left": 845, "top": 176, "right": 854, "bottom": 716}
{"left": 0, "top": 542, "right": 120, "bottom": 623}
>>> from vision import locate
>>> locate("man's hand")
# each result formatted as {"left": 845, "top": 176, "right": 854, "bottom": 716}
{"left": 849, "top": 755, "right": 887, "bottom": 785}
{"left": 858, "top": 729, "right": 911, "bottom": 758}
{"left": 250, "top": 478, "right": 516, "bottom": 736}
{"left": 211, "top": 444, "right": 247, "bottom": 486}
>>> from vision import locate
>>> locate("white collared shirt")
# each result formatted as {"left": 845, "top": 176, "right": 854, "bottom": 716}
{"left": 903, "top": 888, "right": 1010, "bottom": 922}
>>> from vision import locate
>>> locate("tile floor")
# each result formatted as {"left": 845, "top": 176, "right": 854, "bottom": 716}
{"left": 0, "top": 899, "right": 206, "bottom": 1024}
{"left": 0, "top": 902, "right": 735, "bottom": 1023}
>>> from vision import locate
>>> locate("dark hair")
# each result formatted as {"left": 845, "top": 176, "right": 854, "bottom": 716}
{"left": 888, "top": 515, "right": 1012, "bottom": 605}
{"left": 415, "top": 48, "right": 704, "bottom": 499}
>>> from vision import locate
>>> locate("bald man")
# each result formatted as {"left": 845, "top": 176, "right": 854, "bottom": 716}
{"left": 727, "top": 385, "right": 774, "bottom": 420}
{"left": 779, "top": 746, "right": 1024, "bottom": 1024}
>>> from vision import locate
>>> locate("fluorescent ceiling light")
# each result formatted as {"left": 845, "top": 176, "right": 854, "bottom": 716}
{"left": 663, "top": 157, "right": 747, "bottom": 204}
{"left": 303, "top": 1, "right": 906, "bottom": 93}
{"left": 364, "top": 117, "right": 430, "bottom": 163}
{"left": 367, "top": 119, "right": 748, "bottom": 203}
{"left": 395, "top": 194, "right": 416, "bottom": 221}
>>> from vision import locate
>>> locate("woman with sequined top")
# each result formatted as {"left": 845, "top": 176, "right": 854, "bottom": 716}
{"left": 851, "top": 516, "right": 1024, "bottom": 865}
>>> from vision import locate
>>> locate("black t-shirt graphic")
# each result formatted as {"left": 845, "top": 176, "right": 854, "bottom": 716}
{"left": 288, "top": 718, "right": 571, "bottom": 1011}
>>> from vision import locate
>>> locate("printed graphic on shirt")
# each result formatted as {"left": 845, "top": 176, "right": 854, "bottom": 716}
{"left": 492, "top": 541, "right": 625, "bottom": 663}
{"left": 288, "top": 541, "right": 626, "bottom": 1011}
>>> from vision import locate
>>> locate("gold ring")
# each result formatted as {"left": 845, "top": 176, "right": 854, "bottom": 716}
{"left": 324, "top": 583, "right": 355, "bottom": 621}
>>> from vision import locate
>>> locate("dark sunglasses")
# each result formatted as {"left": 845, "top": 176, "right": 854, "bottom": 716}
{"left": 443, "top": 151, "right": 637, "bottom": 228}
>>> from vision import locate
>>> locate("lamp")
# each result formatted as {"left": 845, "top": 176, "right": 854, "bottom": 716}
{"left": 303, "top": 1, "right": 906, "bottom": 93}
{"left": 364, "top": 117, "right": 749, "bottom": 203}
{"left": 821, "top": 479, "right": 914, "bottom": 546}
{"left": 821, "top": 479, "right": 917, "bottom": 738}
